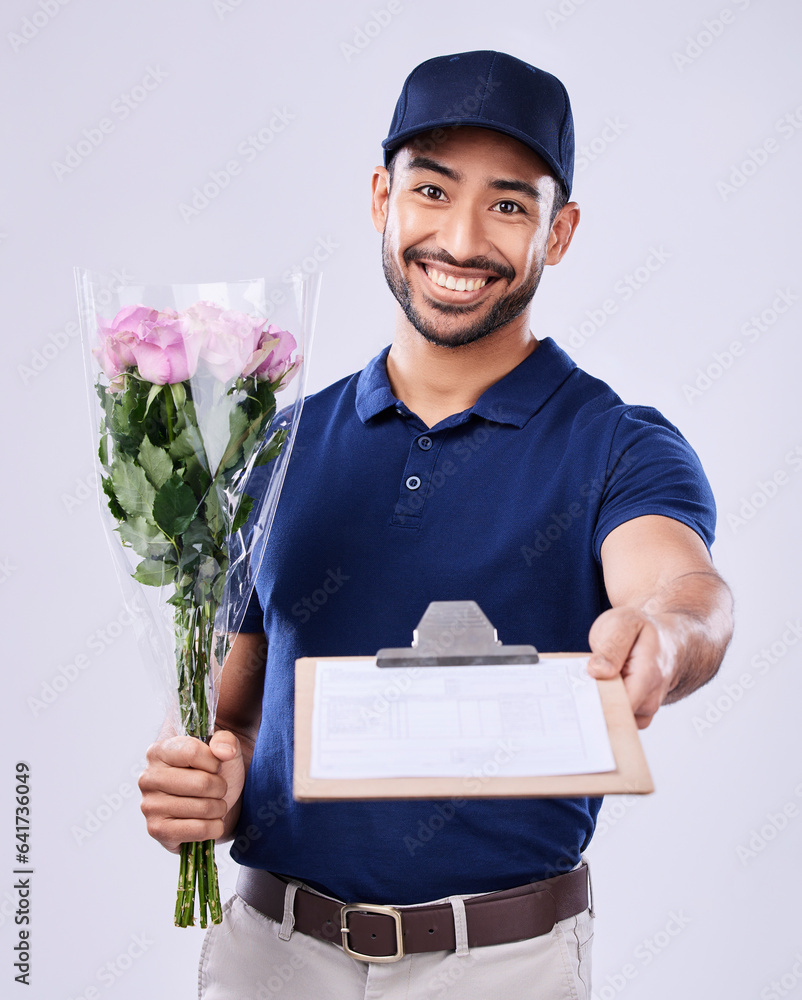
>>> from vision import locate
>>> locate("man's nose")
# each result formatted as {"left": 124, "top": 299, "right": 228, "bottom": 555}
{"left": 434, "top": 204, "right": 493, "bottom": 265}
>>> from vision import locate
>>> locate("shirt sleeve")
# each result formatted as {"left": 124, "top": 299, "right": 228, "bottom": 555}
{"left": 592, "top": 405, "right": 716, "bottom": 561}
{"left": 235, "top": 583, "right": 265, "bottom": 633}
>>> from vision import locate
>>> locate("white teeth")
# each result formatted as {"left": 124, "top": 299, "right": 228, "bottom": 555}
{"left": 425, "top": 266, "right": 489, "bottom": 292}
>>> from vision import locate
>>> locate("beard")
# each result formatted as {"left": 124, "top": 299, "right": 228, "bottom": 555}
{"left": 381, "top": 236, "right": 545, "bottom": 348}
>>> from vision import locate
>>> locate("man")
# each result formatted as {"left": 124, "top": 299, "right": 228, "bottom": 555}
{"left": 139, "top": 51, "right": 733, "bottom": 998}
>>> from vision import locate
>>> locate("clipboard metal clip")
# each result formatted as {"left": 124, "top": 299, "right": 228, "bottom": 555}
{"left": 375, "top": 600, "right": 539, "bottom": 668}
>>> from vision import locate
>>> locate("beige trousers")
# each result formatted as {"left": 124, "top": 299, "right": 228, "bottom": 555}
{"left": 198, "top": 864, "right": 595, "bottom": 1000}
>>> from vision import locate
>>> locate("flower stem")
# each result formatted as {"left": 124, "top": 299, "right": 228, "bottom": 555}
{"left": 164, "top": 385, "right": 174, "bottom": 443}
{"left": 173, "top": 598, "right": 225, "bottom": 927}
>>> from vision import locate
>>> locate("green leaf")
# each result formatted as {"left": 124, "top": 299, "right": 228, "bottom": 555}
{"left": 229, "top": 405, "right": 250, "bottom": 439}
{"left": 133, "top": 558, "right": 176, "bottom": 587}
{"left": 204, "top": 486, "right": 225, "bottom": 539}
{"left": 210, "top": 405, "right": 250, "bottom": 477}
{"left": 255, "top": 382, "right": 277, "bottom": 413}
{"left": 98, "top": 430, "right": 109, "bottom": 469}
{"left": 106, "top": 381, "right": 148, "bottom": 456}
{"left": 241, "top": 426, "right": 261, "bottom": 464}
{"left": 117, "top": 516, "right": 172, "bottom": 559}
{"left": 254, "top": 428, "right": 288, "bottom": 466}
{"left": 168, "top": 426, "right": 198, "bottom": 460}
{"left": 212, "top": 571, "right": 226, "bottom": 603}
{"left": 181, "top": 517, "right": 217, "bottom": 555}
{"left": 168, "top": 414, "right": 209, "bottom": 473}
{"left": 111, "top": 459, "right": 156, "bottom": 519}
{"left": 144, "top": 383, "right": 162, "bottom": 416}
{"left": 182, "top": 454, "right": 212, "bottom": 503}
{"left": 231, "top": 494, "right": 255, "bottom": 534}
{"left": 120, "top": 375, "right": 148, "bottom": 424}
{"left": 178, "top": 544, "right": 202, "bottom": 573}
{"left": 152, "top": 475, "right": 198, "bottom": 537}
{"left": 197, "top": 554, "right": 221, "bottom": 584}
{"left": 101, "top": 475, "right": 126, "bottom": 521}
{"left": 138, "top": 436, "right": 174, "bottom": 490}
{"left": 188, "top": 553, "right": 226, "bottom": 606}
{"left": 170, "top": 381, "right": 186, "bottom": 409}
{"left": 177, "top": 519, "right": 212, "bottom": 572}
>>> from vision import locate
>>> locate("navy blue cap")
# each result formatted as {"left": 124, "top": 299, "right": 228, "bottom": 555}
{"left": 382, "top": 50, "right": 575, "bottom": 198}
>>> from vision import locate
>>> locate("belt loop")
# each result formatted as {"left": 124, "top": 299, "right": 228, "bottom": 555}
{"left": 449, "top": 897, "right": 470, "bottom": 957}
{"left": 277, "top": 881, "right": 299, "bottom": 941}
{"left": 581, "top": 855, "right": 594, "bottom": 917}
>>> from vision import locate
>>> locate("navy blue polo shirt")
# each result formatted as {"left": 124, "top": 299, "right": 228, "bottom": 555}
{"left": 230, "top": 337, "right": 716, "bottom": 904}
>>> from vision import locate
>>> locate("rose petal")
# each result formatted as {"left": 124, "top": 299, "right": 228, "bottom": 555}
{"left": 130, "top": 341, "right": 172, "bottom": 384}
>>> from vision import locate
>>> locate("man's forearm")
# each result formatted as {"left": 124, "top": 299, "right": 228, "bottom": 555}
{"left": 643, "top": 569, "right": 734, "bottom": 703}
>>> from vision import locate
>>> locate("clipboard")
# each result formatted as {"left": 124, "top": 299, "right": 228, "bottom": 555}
{"left": 293, "top": 602, "right": 654, "bottom": 801}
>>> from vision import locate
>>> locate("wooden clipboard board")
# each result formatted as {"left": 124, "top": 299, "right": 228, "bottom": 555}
{"left": 293, "top": 653, "right": 654, "bottom": 801}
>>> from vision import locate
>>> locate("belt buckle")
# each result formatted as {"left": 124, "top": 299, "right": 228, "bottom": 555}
{"left": 340, "top": 903, "right": 405, "bottom": 963}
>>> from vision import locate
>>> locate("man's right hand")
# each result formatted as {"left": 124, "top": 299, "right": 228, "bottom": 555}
{"left": 138, "top": 730, "right": 246, "bottom": 855}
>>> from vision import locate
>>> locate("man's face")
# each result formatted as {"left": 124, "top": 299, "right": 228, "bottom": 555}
{"left": 377, "top": 126, "right": 562, "bottom": 348}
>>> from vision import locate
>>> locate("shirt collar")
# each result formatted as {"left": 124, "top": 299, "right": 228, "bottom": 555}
{"left": 354, "top": 338, "right": 577, "bottom": 428}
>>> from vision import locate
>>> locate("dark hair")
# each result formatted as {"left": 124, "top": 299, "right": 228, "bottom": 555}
{"left": 386, "top": 147, "right": 568, "bottom": 227}
{"left": 548, "top": 185, "right": 567, "bottom": 226}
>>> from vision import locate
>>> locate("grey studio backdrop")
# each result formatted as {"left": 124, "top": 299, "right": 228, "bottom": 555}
{"left": 2, "top": 1, "right": 800, "bottom": 998}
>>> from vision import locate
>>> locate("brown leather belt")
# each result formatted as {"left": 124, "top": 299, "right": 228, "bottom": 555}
{"left": 236, "top": 863, "right": 589, "bottom": 963}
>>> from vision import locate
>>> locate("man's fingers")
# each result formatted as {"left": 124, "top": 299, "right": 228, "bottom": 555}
{"left": 140, "top": 791, "right": 228, "bottom": 822}
{"left": 587, "top": 608, "right": 645, "bottom": 676}
{"left": 588, "top": 609, "right": 669, "bottom": 727}
{"left": 140, "top": 816, "right": 227, "bottom": 855}
{"left": 145, "top": 735, "right": 222, "bottom": 774}
{"left": 621, "top": 669, "right": 663, "bottom": 728}
{"left": 138, "top": 762, "right": 227, "bottom": 800}
{"left": 209, "top": 730, "right": 241, "bottom": 762}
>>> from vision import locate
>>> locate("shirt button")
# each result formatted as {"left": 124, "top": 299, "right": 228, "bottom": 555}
{"left": 405, "top": 475, "right": 421, "bottom": 491}
{"left": 417, "top": 436, "right": 433, "bottom": 451}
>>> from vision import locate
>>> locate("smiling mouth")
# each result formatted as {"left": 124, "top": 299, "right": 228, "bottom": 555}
{"left": 420, "top": 263, "right": 499, "bottom": 293}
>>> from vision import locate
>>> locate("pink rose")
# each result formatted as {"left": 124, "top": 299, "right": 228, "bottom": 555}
{"left": 93, "top": 304, "right": 159, "bottom": 381}
{"left": 242, "top": 324, "right": 298, "bottom": 384}
{"left": 186, "top": 302, "right": 266, "bottom": 383}
{"left": 130, "top": 309, "right": 201, "bottom": 385}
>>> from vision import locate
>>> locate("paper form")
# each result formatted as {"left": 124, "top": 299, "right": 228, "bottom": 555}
{"left": 309, "top": 657, "right": 616, "bottom": 780}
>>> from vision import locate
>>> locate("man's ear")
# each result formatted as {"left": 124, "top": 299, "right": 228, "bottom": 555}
{"left": 371, "top": 166, "right": 391, "bottom": 234}
{"left": 546, "top": 201, "right": 580, "bottom": 265}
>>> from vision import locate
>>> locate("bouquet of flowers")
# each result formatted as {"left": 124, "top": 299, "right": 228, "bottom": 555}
{"left": 76, "top": 270, "right": 319, "bottom": 927}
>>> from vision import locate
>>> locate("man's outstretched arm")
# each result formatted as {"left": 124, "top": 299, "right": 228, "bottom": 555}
{"left": 587, "top": 514, "right": 734, "bottom": 729}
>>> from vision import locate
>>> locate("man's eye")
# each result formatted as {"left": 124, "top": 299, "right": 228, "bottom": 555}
{"left": 494, "top": 200, "right": 524, "bottom": 215}
{"left": 417, "top": 184, "right": 446, "bottom": 200}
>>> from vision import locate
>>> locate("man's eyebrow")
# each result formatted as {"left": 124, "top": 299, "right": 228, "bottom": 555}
{"left": 406, "top": 157, "right": 543, "bottom": 202}
{"left": 488, "top": 178, "right": 543, "bottom": 202}
{"left": 407, "top": 156, "right": 463, "bottom": 182}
